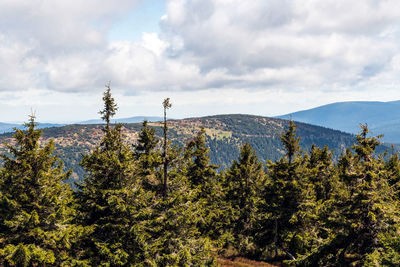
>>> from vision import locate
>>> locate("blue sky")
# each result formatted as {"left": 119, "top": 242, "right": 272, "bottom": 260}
{"left": 0, "top": 0, "right": 400, "bottom": 123}
{"left": 108, "top": 0, "right": 165, "bottom": 42}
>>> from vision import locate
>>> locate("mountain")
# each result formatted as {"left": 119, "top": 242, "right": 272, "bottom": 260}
{"left": 78, "top": 116, "right": 164, "bottom": 124}
{"left": 0, "top": 122, "right": 20, "bottom": 133}
{"left": 0, "top": 122, "right": 65, "bottom": 134}
{"left": 0, "top": 114, "right": 374, "bottom": 186}
{"left": 0, "top": 116, "right": 163, "bottom": 133}
{"left": 277, "top": 100, "right": 400, "bottom": 143}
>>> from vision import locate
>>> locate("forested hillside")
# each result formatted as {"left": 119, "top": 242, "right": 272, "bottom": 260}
{"left": 0, "top": 114, "right": 358, "bottom": 184}
{"left": 1, "top": 87, "right": 400, "bottom": 266}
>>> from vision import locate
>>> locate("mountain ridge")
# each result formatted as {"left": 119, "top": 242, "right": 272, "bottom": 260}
{"left": 277, "top": 100, "right": 400, "bottom": 143}
{"left": 0, "top": 114, "right": 363, "bottom": 186}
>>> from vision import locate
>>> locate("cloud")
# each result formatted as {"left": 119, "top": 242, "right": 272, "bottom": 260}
{"left": 0, "top": 0, "right": 140, "bottom": 91}
{"left": 0, "top": 0, "right": 399, "bottom": 98}
{"left": 158, "top": 0, "right": 400, "bottom": 91}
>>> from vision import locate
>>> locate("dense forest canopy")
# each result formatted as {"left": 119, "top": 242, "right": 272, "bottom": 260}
{"left": 1, "top": 86, "right": 400, "bottom": 266}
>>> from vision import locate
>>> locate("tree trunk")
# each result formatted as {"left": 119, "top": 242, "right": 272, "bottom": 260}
{"left": 163, "top": 107, "right": 168, "bottom": 197}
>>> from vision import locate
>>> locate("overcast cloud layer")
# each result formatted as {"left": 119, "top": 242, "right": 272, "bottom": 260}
{"left": 1, "top": 0, "right": 400, "bottom": 121}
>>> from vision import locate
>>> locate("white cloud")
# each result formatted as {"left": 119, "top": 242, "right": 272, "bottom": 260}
{"left": 1, "top": 0, "right": 400, "bottom": 121}
{"left": 158, "top": 0, "right": 400, "bottom": 92}
{"left": 0, "top": 0, "right": 140, "bottom": 92}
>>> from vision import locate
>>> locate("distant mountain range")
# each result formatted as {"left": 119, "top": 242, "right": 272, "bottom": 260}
{"left": 0, "top": 122, "right": 65, "bottom": 134}
{"left": 0, "top": 114, "right": 363, "bottom": 185}
{"left": 77, "top": 116, "right": 164, "bottom": 124}
{"left": 277, "top": 100, "right": 400, "bottom": 143}
{"left": 4, "top": 100, "right": 400, "bottom": 144}
{"left": 0, "top": 116, "right": 164, "bottom": 134}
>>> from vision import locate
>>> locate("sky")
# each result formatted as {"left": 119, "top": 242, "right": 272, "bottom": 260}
{"left": 1, "top": 0, "right": 400, "bottom": 123}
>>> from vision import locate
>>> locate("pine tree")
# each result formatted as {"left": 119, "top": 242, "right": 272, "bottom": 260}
{"left": 141, "top": 129, "right": 216, "bottom": 265}
{"left": 76, "top": 84, "right": 150, "bottom": 265}
{"left": 184, "top": 128, "right": 225, "bottom": 241}
{"left": 300, "top": 124, "right": 400, "bottom": 265}
{"left": 0, "top": 115, "right": 84, "bottom": 266}
{"left": 261, "top": 121, "right": 306, "bottom": 260}
{"left": 162, "top": 98, "right": 172, "bottom": 197}
{"left": 306, "top": 145, "right": 335, "bottom": 201}
{"left": 280, "top": 120, "right": 300, "bottom": 165}
{"left": 185, "top": 127, "right": 218, "bottom": 194}
{"left": 384, "top": 147, "right": 400, "bottom": 197}
{"left": 133, "top": 120, "right": 162, "bottom": 190}
{"left": 224, "top": 143, "right": 265, "bottom": 254}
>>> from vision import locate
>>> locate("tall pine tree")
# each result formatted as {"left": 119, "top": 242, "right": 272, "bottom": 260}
{"left": 133, "top": 120, "right": 162, "bottom": 190}
{"left": 224, "top": 143, "right": 265, "bottom": 254}
{"left": 0, "top": 115, "right": 84, "bottom": 266}
{"left": 300, "top": 124, "right": 400, "bottom": 265}
{"left": 261, "top": 120, "right": 307, "bottom": 260}
{"left": 76, "top": 84, "right": 150, "bottom": 265}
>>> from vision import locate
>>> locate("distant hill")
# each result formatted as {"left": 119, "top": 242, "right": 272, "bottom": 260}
{"left": 277, "top": 100, "right": 400, "bottom": 143}
{"left": 0, "top": 116, "right": 163, "bottom": 133}
{"left": 0, "top": 122, "right": 20, "bottom": 133}
{"left": 0, "top": 122, "right": 65, "bottom": 134}
{"left": 0, "top": 114, "right": 373, "bottom": 186}
{"left": 78, "top": 116, "right": 164, "bottom": 124}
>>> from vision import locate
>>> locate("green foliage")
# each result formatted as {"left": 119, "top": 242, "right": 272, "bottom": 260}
{"left": 224, "top": 143, "right": 265, "bottom": 254}
{"left": 0, "top": 114, "right": 361, "bottom": 183}
{"left": 134, "top": 120, "right": 162, "bottom": 190}
{"left": 185, "top": 127, "right": 218, "bottom": 192}
{"left": 297, "top": 124, "right": 400, "bottom": 266}
{"left": 2, "top": 98, "right": 400, "bottom": 266}
{"left": 76, "top": 87, "right": 151, "bottom": 266}
{"left": 260, "top": 122, "right": 309, "bottom": 259}
{"left": 184, "top": 128, "right": 226, "bottom": 243}
{"left": 0, "top": 115, "right": 84, "bottom": 266}
{"left": 99, "top": 82, "right": 118, "bottom": 131}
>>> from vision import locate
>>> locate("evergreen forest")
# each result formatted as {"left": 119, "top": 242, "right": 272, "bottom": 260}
{"left": 1, "top": 85, "right": 400, "bottom": 266}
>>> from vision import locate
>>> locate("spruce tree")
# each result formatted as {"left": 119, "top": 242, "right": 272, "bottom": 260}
{"left": 224, "top": 143, "right": 265, "bottom": 254}
{"left": 261, "top": 121, "right": 306, "bottom": 260}
{"left": 184, "top": 128, "right": 225, "bottom": 241}
{"left": 185, "top": 127, "right": 218, "bottom": 195}
{"left": 133, "top": 120, "right": 162, "bottom": 190}
{"left": 306, "top": 145, "right": 335, "bottom": 201}
{"left": 300, "top": 125, "right": 400, "bottom": 265}
{"left": 0, "top": 115, "right": 84, "bottom": 266}
{"left": 76, "top": 84, "right": 149, "bottom": 265}
{"left": 162, "top": 98, "right": 172, "bottom": 197}
{"left": 136, "top": 125, "right": 215, "bottom": 265}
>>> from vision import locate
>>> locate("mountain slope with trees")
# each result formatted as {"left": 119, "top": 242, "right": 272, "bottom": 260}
{"left": 0, "top": 114, "right": 360, "bottom": 184}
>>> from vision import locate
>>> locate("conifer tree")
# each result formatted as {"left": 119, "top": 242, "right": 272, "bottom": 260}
{"left": 185, "top": 127, "right": 218, "bottom": 194}
{"left": 306, "top": 145, "right": 335, "bottom": 201}
{"left": 0, "top": 115, "right": 84, "bottom": 266}
{"left": 385, "top": 148, "right": 400, "bottom": 197}
{"left": 162, "top": 98, "right": 172, "bottom": 197}
{"left": 184, "top": 128, "right": 225, "bottom": 241}
{"left": 261, "top": 121, "right": 306, "bottom": 260}
{"left": 143, "top": 170, "right": 215, "bottom": 266}
{"left": 134, "top": 120, "right": 159, "bottom": 161}
{"left": 224, "top": 143, "right": 265, "bottom": 253}
{"left": 300, "top": 125, "right": 400, "bottom": 265}
{"left": 133, "top": 120, "right": 162, "bottom": 189}
{"left": 76, "top": 84, "right": 149, "bottom": 265}
{"left": 142, "top": 130, "right": 215, "bottom": 266}
{"left": 280, "top": 120, "right": 300, "bottom": 165}
{"left": 133, "top": 121, "right": 216, "bottom": 265}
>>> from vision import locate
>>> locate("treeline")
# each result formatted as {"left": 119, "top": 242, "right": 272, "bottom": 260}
{"left": 1, "top": 86, "right": 400, "bottom": 266}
